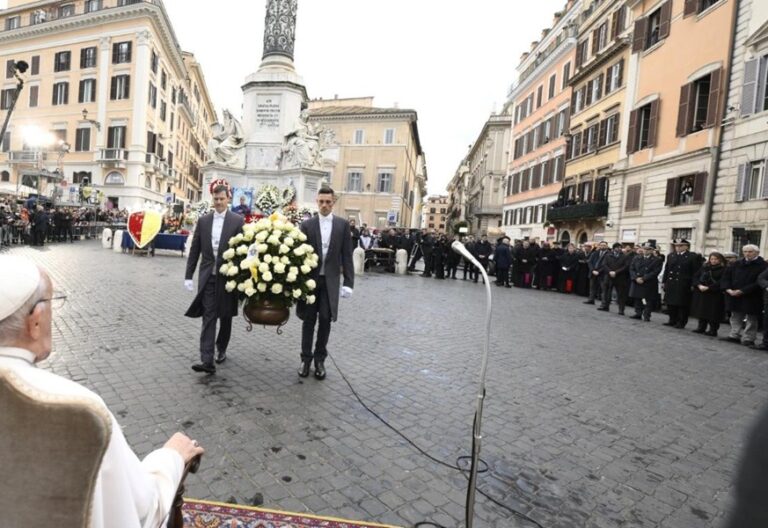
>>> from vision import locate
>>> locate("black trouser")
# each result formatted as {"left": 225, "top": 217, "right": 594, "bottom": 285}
{"left": 474, "top": 259, "right": 488, "bottom": 283}
{"left": 633, "top": 296, "right": 654, "bottom": 320}
{"left": 408, "top": 246, "right": 422, "bottom": 271}
{"left": 696, "top": 319, "right": 720, "bottom": 333}
{"left": 301, "top": 276, "right": 332, "bottom": 363}
{"left": 199, "top": 276, "right": 232, "bottom": 366}
{"left": 588, "top": 273, "right": 602, "bottom": 301}
{"left": 601, "top": 276, "right": 627, "bottom": 312}
{"left": 667, "top": 305, "right": 689, "bottom": 327}
{"left": 496, "top": 266, "right": 510, "bottom": 286}
{"left": 462, "top": 259, "right": 472, "bottom": 279}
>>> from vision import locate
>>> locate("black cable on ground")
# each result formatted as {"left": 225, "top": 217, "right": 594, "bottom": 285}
{"left": 326, "top": 353, "right": 546, "bottom": 528}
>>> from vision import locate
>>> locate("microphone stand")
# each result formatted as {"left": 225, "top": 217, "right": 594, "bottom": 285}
{"left": 451, "top": 241, "right": 492, "bottom": 528}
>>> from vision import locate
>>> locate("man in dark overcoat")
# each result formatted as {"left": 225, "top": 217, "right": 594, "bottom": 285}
{"left": 184, "top": 185, "right": 245, "bottom": 374}
{"left": 473, "top": 234, "right": 493, "bottom": 284}
{"left": 662, "top": 239, "right": 702, "bottom": 329}
{"left": 598, "top": 243, "right": 631, "bottom": 314}
{"left": 721, "top": 245, "right": 767, "bottom": 347}
{"left": 296, "top": 187, "right": 354, "bottom": 380}
{"left": 493, "top": 236, "right": 512, "bottom": 287}
{"left": 584, "top": 241, "right": 609, "bottom": 304}
{"left": 629, "top": 244, "right": 663, "bottom": 321}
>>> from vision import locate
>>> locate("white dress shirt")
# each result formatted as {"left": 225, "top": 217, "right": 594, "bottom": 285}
{"left": 0, "top": 347, "right": 184, "bottom": 528}
{"left": 211, "top": 211, "right": 226, "bottom": 274}
{"left": 319, "top": 212, "right": 333, "bottom": 276}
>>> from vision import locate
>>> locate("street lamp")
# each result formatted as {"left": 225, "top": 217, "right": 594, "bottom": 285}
{"left": 81, "top": 108, "right": 101, "bottom": 131}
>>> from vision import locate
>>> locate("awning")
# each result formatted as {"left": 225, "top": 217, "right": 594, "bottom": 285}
{"left": 0, "top": 182, "right": 38, "bottom": 196}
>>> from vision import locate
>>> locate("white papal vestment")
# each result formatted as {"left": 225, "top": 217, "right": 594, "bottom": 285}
{"left": 0, "top": 347, "right": 184, "bottom": 528}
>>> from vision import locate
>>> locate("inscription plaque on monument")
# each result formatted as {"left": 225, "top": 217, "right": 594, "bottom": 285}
{"left": 256, "top": 95, "right": 281, "bottom": 129}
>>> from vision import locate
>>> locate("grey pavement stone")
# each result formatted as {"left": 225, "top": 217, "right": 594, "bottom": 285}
{"left": 10, "top": 242, "right": 768, "bottom": 527}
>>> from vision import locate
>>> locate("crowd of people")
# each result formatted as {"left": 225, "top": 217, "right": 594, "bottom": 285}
{"left": 0, "top": 197, "right": 130, "bottom": 248}
{"left": 350, "top": 225, "right": 768, "bottom": 351}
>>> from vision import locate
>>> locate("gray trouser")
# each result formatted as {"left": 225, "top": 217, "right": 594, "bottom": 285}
{"left": 728, "top": 311, "right": 759, "bottom": 343}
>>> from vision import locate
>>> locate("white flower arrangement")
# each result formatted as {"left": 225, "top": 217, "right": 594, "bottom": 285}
{"left": 221, "top": 212, "right": 319, "bottom": 308}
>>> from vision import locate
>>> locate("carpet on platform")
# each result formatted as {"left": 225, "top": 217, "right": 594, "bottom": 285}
{"left": 182, "top": 498, "right": 401, "bottom": 528}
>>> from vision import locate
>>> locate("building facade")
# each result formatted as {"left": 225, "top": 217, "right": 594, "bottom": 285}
{"left": 556, "top": 0, "right": 630, "bottom": 245}
{"left": 446, "top": 161, "right": 469, "bottom": 233}
{"left": 462, "top": 113, "right": 510, "bottom": 235}
{"left": 307, "top": 97, "right": 426, "bottom": 229}
{"left": 422, "top": 195, "right": 449, "bottom": 233}
{"left": 0, "top": 0, "right": 216, "bottom": 211}
{"left": 707, "top": 0, "right": 768, "bottom": 255}
{"left": 502, "top": 0, "right": 580, "bottom": 243}
{"left": 609, "top": 0, "right": 737, "bottom": 252}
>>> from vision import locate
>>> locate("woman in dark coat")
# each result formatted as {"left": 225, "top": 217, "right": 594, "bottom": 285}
{"left": 690, "top": 252, "right": 726, "bottom": 336}
{"left": 557, "top": 244, "right": 580, "bottom": 293}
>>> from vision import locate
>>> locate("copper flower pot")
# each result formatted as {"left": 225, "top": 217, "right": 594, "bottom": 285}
{"left": 243, "top": 298, "right": 290, "bottom": 327}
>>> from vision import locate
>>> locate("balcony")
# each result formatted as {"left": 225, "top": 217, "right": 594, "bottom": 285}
{"left": 144, "top": 152, "right": 161, "bottom": 172}
{"left": 97, "top": 148, "right": 128, "bottom": 166}
{"left": 6, "top": 150, "right": 46, "bottom": 163}
{"left": 547, "top": 201, "right": 608, "bottom": 222}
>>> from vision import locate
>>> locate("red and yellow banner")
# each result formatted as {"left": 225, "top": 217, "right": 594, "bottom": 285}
{"left": 127, "top": 210, "right": 162, "bottom": 249}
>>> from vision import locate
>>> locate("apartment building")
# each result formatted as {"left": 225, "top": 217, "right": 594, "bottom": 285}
{"left": 422, "top": 195, "right": 449, "bottom": 234}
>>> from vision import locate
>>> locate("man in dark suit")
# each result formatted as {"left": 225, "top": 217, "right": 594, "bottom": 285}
{"left": 662, "top": 239, "right": 702, "bottom": 329}
{"left": 184, "top": 185, "right": 244, "bottom": 374}
{"left": 629, "top": 244, "right": 663, "bottom": 321}
{"left": 296, "top": 187, "right": 354, "bottom": 380}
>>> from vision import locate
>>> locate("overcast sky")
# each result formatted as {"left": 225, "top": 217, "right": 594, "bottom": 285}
{"left": 4, "top": 0, "right": 566, "bottom": 194}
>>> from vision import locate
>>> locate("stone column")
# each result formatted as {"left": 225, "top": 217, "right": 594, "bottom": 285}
{"left": 261, "top": 0, "right": 298, "bottom": 67}
{"left": 96, "top": 36, "right": 111, "bottom": 150}
{"left": 130, "top": 30, "right": 152, "bottom": 152}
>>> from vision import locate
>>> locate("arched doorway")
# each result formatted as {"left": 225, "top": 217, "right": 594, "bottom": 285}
{"left": 578, "top": 231, "right": 589, "bottom": 245}
{"left": 560, "top": 230, "right": 571, "bottom": 247}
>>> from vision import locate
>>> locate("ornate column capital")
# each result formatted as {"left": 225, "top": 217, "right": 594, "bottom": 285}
{"left": 262, "top": 0, "right": 297, "bottom": 60}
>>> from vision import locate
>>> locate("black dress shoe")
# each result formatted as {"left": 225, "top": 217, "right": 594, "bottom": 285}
{"left": 191, "top": 363, "right": 216, "bottom": 374}
{"left": 215, "top": 350, "right": 227, "bottom": 364}
{"left": 618, "top": 311, "right": 625, "bottom": 316}
{"left": 629, "top": 314, "right": 642, "bottom": 320}
{"left": 314, "top": 361, "right": 326, "bottom": 380}
{"left": 298, "top": 361, "right": 311, "bottom": 378}
{"left": 583, "top": 300, "right": 595, "bottom": 305}
{"left": 597, "top": 306, "right": 609, "bottom": 312}
{"left": 663, "top": 322, "right": 676, "bottom": 327}
{"left": 692, "top": 328, "right": 706, "bottom": 334}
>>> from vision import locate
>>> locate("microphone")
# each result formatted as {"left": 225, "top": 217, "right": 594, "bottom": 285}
{"left": 451, "top": 240, "right": 492, "bottom": 528}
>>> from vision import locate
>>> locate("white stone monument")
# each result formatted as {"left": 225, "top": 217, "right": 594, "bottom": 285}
{"left": 202, "top": 0, "right": 331, "bottom": 212}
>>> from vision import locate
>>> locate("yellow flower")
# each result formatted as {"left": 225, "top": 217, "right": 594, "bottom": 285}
{"left": 250, "top": 266, "right": 259, "bottom": 282}
{"left": 269, "top": 212, "right": 280, "bottom": 222}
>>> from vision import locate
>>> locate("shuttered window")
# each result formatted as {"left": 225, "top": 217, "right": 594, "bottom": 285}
{"left": 628, "top": 100, "right": 659, "bottom": 153}
{"left": 632, "top": 2, "right": 671, "bottom": 53}
{"left": 625, "top": 184, "right": 641, "bottom": 211}
{"left": 676, "top": 68, "right": 722, "bottom": 136}
{"left": 665, "top": 173, "right": 707, "bottom": 206}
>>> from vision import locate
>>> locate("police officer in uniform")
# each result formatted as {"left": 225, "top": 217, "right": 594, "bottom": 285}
{"left": 662, "top": 239, "right": 702, "bottom": 329}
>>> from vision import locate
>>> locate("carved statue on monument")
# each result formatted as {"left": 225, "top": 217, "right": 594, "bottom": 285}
{"left": 207, "top": 109, "right": 245, "bottom": 167}
{"left": 280, "top": 108, "right": 322, "bottom": 169}
{"left": 263, "top": 0, "right": 298, "bottom": 59}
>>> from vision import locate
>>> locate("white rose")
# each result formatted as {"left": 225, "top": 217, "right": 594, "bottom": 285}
{"left": 264, "top": 254, "right": 273, "bottom": 263}
{"left": 227, "top": 265, "right": 239, "bottom": 277}
{"left": 306, "top": 295, "right": 316, "bottom": 304}
{"left": 245, "top": 287, "right": 256, "bottom": 297}
{"left": 244, "top": 230, "right": 255, "bottom": 241}
{"left": 305, "top": 279, "right": 316, "bottom": 290}
{"left": 258, "top": 262, "right": 269, "bottom": 273}
{"left": 225, "top": 280, "right": 236, "bottom": 292}
{"left": 237, "top": 244, "right": 249, "bottom": 255}
{"left": 273, "top": 263, "right": 286, "bottom": 274}
{"left": 244, "top": 279, "right": 254, "bottom": 290}
{"left": 286, "top": 273, "right": 297, "bottom": 283}
{"left": 279, "top": 244, "right": 290, "bottom": 254}
{"left": 237, "top": 283, "right": 246, "bottom": 292}
{"left": 222, "top": 248, "right": 235, "bottom": 260}
{"left": 255, "top": 231, "right": 268, "bottom": 242}
{"left": 235, "top": 233, "right": 244, "bottom": 243}
{"left": 219, "top": 263, "right": 229, "bottom": 274}
{"left": 271, "top": 230, "right": 282, "bottom": 239}
{"left": 256, "top": 219, "right": 271, "bottom": 230}
{"left": 289, "top": 266, "right": 299, "bottom": 275}
{"left": 268, "top": 236, "right": 281, "bottom": 246}
{"left": 240, "top": 259, "right": 251, "bottom": 270}
{"left": 298, "top": 232, "right": 307, "bottom": 242}
{"left": 262, "top": 271, "right": 273, "bottom": 282}
{"left": 257, "top": 282, "right": 267, "bottom": 293}
{"left": 228, "top": 237, "right": 237, "bottom": 247}
{"left": 273, "top": 221, "right": 285, "bottom": 231}
{"left": 271, "top": 283, "right": 283, "bottom": 294}
{"left": 257, "top": 243, "right": 268, "bottom": 254}
{"left": 281, "top": 256, "right": 290, "bottom": 264}
{"left": 300, "top": 265, "right": 310, "bottom": 274}
{"left": 294, "top": 246, "right": 306, "bottom": 256}
{"left": 284, "top": 237, "right": 294, "bottom": 247}
{"left": 293, "top": 289, "right": 302, "bottom": 299}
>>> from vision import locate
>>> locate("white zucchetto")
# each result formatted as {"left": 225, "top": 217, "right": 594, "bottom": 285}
{"left": 0, "top": 256, "right": 41, "bottom": 321}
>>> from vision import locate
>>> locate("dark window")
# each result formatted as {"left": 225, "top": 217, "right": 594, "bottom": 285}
{"left": 536, "top": 85, "right": 543, "bottom": 108}
{"left": 677, "top": 69, "right": 722, "bottom": 136}
{"left": 625, "top": 183, "right": 641, "bottom": 211}
{"left": 664, "top": 173, "right": 707, "bottom": 206}
{"left": 633, "top": 2, "right": 671, "bottom": 53}
{"left": 0, "top": 88, "right": 14, "bottom": 110}
{"left": 735, "top": 161, "right": 768, "bottom": 202}
{"left": 691, "top": 75, "right": 711, "bottom": 131}
{"left": 59, "top": 4, "right": 75, "bottom": 17}
{"left": 160, "top": 101, "right": 167, "bottom": 121}
{"left": 54, "top": 51, "right": 71, "bottom": 72}
{"left": 30, "top": 56, "right": 40, "bottom": 75}
{"left": 148, "top": 83, "right": 157, "bottom": 108}
{"left": 685, "top": 0, "right": 723, "bottom": 17}
{"left": 5, "top": 59, "right": 14, "bottom": 79}
{"left": 628, "top": 101, "right": 659, "bottom": 153}
{"left": 78, "top": 79, "right": 96, "bottom": 103}
{"left": 1, "top": 133, "right": 9, "bottom": 153}
{"left": 0, "top": 170, "right": 9, "bottom": 181}
{"left": 647, "top": 9, "right": 662, "bottom": 48}
{"left": 112, "top": 41, "right": 132, "bottom": 64}
{"left": 151, "top": 51, "right": 159, "bottom": 73}
{"left": 29, "top": 85, "right": 38, "bottom": 107}
{"left": 107, "top": 126, "right": 126, "bottom": 149}
{"left": 548, "top": 74, "right": 556, "bottom": 99}
{"left": 75, "top": 128, "right": 91, "bottom": 152}
{"left": 731, "top": 228, "right": 762, "bottom": 255}
{"left": 161, "top": 70, "right": 167, "bottom": 90}
{"left": 80, "top": 47, "right": 97, "bottom": 69}
{"left": 52, "top": 82, "right": 69, "bottom": 105}
{"left": 5, "top": 16, "right": 20, "bottom": 30}
{"left": 637, "top": 105, "right": 652, "bottom": 150}
{"left": 84, "top": 0, "right": 102, "bottom": 13}
{"left": 562, "top": 62, "right": 571, "bottom": 89}
{"left": 110, "top": 74, "right": 130, "bottom": 100}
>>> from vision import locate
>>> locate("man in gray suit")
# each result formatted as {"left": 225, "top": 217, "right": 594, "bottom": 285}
{"left": 296, "top": 187, "right": 354, "bottom": 380}
{"left": 184, "top": 185, "right": 244, "bottom": 374}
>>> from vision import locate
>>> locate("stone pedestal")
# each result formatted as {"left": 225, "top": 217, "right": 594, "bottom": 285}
{"left": 112, "top": 230, "right": 123, "bottom": 253}
{"left": 395, "top": 249, "right": 408, "bottom": 275}
{"left": 353, "top": 247, "right": 365, "bottom": 275}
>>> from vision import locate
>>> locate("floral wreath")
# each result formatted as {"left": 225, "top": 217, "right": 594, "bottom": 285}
{"left": 254, "top": 184, "right": 282, "bottom": 215}
{"left": 208, "top": 178, "right": 232, "bottom": 197}
{"left": 282, "top": 185, "right": 296, "bottom": 205}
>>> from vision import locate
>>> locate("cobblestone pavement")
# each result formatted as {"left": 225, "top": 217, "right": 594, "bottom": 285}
{"left": 8, "top": 241, "right": 768, "bottom": 527}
